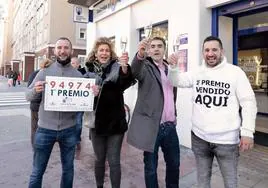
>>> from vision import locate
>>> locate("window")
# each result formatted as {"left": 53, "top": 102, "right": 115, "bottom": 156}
{"left": 78, "top": 55, "right": 86, "bottom": 67}
{"left": 79, "top": 28, "right": 86, "bottom": 39}
{"left": 139, "top": 21, "right": 169, "bottom": 58}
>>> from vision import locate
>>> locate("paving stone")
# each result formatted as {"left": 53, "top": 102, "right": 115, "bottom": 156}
{"left": 0, "top": 87, "right": 268, "bottom": 187}
{"left": 253, "top": 179, "right": 268, "bottom": 188}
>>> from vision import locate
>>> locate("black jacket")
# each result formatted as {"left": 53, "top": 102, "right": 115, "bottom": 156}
{"left": 88, "top": 60, "right": 133, "bottom": 136}
{"left": 78, "top": 66, "right": 86, "bottom": 75}
{"left": 28, "top": 70, "right": 42, "bottom": 111}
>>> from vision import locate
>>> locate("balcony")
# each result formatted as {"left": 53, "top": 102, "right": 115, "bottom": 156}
{"left": 67, "top": 0, "right": 102, "bottom": 7}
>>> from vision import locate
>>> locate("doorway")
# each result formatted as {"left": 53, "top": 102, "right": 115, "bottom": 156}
{"left": 213, "top": 1, "right": 268, "bottom": 146}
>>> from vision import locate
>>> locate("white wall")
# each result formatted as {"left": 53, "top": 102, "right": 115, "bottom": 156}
{"left": 86, "top": 22, "right": 96, "bottom": 55}
{"left": 219, "top": 16, "right": 233, "bottom": 63}
{"left": 86, "top": 0, "right": 228, "bottom": 148}
{"left": 206, "top": 0, "right": 238, "bottom": 8}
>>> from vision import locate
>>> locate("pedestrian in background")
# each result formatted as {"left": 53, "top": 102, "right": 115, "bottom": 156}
{"left": 12, "top": 71, "right": 18, "bottom": 87}
{"left": 26, "top": 37, "right": 82, "bottom": 188}
{"left": 7, "top": 68, "right": 13, "bottom": 87}
{"left": 71, "top": 56, "right": 86, "bottom": 160}
{"left": 27, "top": 58, "right": 53, "bottom": 149}
{"left": 71, "top": 56, "right": 86, "bottom": 75}
{"left": 168, "top": 36, "right": 257, "bottom": 188}
{"left": 17, "top": 73, "right": 22, "bottom": 85}
{"left": 127, "top": 36, "right": 180, "bottom": 188}
{"left": 85, "top": 37, "right": 133, "bottom": 188}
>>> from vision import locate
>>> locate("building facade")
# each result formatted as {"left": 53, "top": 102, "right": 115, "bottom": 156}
{"left": 0, "top": 0, "right": 13, "bottom": 76}
{"left": 6, "top": 0, "right": 88, "bottom": 81}
{"left": 68, "top": 0, "right": 268, "bottom": 147}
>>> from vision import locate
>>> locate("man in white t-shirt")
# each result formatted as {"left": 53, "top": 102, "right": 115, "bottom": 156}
{"left": 168, "top": 36, "right": 257, "bottom": 188}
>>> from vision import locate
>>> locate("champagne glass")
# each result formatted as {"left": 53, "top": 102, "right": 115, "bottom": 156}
{"left": 171, "top": 36, "right": 181, "bottom": 69}
{"left": 144, "top": 23, "right": 153, "bottom": 39}
{"left": 143, "top": 23, "right": 153, "bottom": 57}
{"left": 172, "top": 36, "right": 180, "bottom": 53}
{"left": 120, "top": 36, "right": 128, "bottom": 53}
{"left": 119, "top": 36, "right": 128, "bottom": 66}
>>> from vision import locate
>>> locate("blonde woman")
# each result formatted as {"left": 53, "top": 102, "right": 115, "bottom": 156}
{"left": 27, "top": 58, "right": 53, "bottom": 148}
{"left": 85, "top": 37, "right": 133, "bottom": 188}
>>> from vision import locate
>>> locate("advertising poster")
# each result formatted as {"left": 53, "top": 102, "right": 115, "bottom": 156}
{"left": 178, "top": 33, "right": 188, "bottom": 72}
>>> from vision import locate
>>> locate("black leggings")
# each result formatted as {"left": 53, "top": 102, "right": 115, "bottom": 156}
{"left": 91, "top": 130, "right": 124, "bottom": 188}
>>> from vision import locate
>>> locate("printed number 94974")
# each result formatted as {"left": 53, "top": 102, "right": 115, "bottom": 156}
{"left": 49, "top": 81, "right": 91, "bottom": 90}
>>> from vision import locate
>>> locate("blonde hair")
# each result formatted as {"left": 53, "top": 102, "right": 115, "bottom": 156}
{"left": 40, "top": 58, "right": 53, "bottom": 69}
{"left": 86, "top": 37, "right": 118, "bottom": 63}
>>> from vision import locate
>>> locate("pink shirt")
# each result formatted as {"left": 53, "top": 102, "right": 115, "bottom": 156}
{"left": 157, "top": 63, "right": 176, "bottom": 123}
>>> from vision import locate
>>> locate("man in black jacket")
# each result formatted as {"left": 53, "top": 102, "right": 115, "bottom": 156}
{"left": 28, "top": 69, "right": 41, "bottom": 148}
{"left": 12, "top": 71, "right": 18, "bottom": 86}
{"left": 127, "top": 37, "right": 180, "bottom": 188}
{"left": 71, "top": 57, "right": 85, "bottom": 159}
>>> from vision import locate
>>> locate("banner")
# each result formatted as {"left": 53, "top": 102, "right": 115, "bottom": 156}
{"left": 44, "top": 76, "right": 95, "bottom": 112}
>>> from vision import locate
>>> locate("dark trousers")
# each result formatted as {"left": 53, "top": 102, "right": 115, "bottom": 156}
{"left": 13, "top": 79, "right": 17, "bottom": 86}
{"left": 31, "top": 110, "right": 39, "bottom": 147}
{"left": 91, "top": 130, "right": 124, "bottom": 188}
{"left": 144, "top": 122, "right": 180, "bottom": 188}
{"left": 75, "top": 112, "right": 84, "bottom": 143}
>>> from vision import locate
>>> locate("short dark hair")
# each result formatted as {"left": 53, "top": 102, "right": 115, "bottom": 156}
{"left": 150, "top": 36, "right": 166, "bottom": 49}
{"left": 56, "top": 37, "right": 72, "bottom": 49}
{"left": 203, "top": 36, "right": 223, "bottom": 49}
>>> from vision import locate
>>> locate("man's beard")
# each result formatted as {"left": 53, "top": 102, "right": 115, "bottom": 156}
{"left": 57, "top": 56, "right": 71, "bottom": 66}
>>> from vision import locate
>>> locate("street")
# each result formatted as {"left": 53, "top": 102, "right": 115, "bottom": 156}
{"left": 0, "top": 76, "right": 268, "bottom": 188}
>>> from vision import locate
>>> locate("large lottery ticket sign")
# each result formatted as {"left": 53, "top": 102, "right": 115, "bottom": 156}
{"left": 44, "top": 76, "right": 95, "bottom": 111}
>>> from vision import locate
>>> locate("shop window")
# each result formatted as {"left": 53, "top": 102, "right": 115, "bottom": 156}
{"left": 238, "top": 31, "right": 268, "bottom": 93}
{"left": 238, "top": 30, "right": 268, "bottom": 116}
{"left": 238, "top": 48, "right": 268, "bottom": 92}
{"left": 139, "top": 22, "right": 168, "bottom": 58}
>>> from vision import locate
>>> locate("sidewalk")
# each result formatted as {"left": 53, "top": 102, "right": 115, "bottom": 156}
{"left": 78, "top": 132, "right": 268, "bottom": 188}
{"left": 0, "top": 75, "right": 267, "bottom": 187}
{"left": 1, "top": 124, "right": 267, "bottom": 188}
{"left": 0, "top": 75, "right": 28, "bottom": 92}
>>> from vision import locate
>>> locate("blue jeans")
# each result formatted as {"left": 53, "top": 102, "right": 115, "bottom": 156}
{"left": 144, "top": 122, "right": 180, "bottom": 188}
{"left": 76, "top": 112, "right": 84, "bottom": 143}
{"left": 191, "top": 132, "right": 239, "bottom": 188}
{"left": 28, "top": 126, "right": 77, "bottom": 188}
